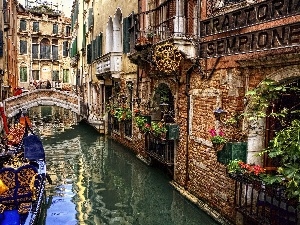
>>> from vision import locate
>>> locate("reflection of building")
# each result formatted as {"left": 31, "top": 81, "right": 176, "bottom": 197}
{"left": 17, "top": 4, "right": 72, "bottom": 91}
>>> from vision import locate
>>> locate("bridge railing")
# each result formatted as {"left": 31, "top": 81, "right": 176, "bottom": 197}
{"left": 4, "top": 89, "right": 80, "bottom": 117}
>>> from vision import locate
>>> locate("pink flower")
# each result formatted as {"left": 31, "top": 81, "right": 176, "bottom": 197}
{"left": 219, "top": 130, "right": 225, "bottom": 136}
{"left": 209, "top": 129, "right": 217, "bottom": 137}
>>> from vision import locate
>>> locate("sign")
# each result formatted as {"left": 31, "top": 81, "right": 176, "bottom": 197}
{"left": 200, "top": 0, "right": 300, "bottom": 37}
{"left": 200, "top": 22, "right": 300, "bottom": 58}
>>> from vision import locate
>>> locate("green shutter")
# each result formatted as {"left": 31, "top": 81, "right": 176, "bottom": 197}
{"left": 82, "top": 23, "right": 86, "bottom": 50}
{"left": 0, "top": 30, "right": 3, "bottom": 57}
{"left": 99, "top": 33, "right": 102, "bottom": 57}
{"left": 88, "top": 8, "right": 94, "bottom": 30}
{"left": 123, "top": 17, "right": 130, "bottom": 53}
{"left": 87, "top": 44, "right": 91, "bottom": 64}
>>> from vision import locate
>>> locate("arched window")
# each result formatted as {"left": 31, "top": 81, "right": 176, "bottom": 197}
{"left": 40, "top": 38, "right": 51, "bottom": 59}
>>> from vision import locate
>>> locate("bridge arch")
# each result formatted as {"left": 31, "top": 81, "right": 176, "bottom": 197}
{"left": 4, "top": 89, "right": 80, "bottom": 117}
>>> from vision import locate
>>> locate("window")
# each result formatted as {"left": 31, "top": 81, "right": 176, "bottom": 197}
{"left": 53, "top": 24, "right": 58, "bottom": 34}
{"left": 32, "top": 70, "right": 40, "bottom": 80}
{"left": 66, "top": 26, "right": 71, "bottom": 36}
{"left": 20, "top": 20, "right": 26, "bottom": 31}
{"left": 52, "top": 45, "right": 58, "bottom": 60}
{"left": 40, "top": 38, "right": 51, "bottom": 59}
{"left": 87, "top": 44, "right": 91, "bottom": 64}
{"left": 33, "top": 21, "right": 39, "bottom": 32}
{"left": 20, "top": 40, "right": 27, "bottom": 54}
{"left": 20, "top": 67, "right": 27, "bottom": 82}
{"left": 63, "top": 41, "right": 69, "bottom": 57}
{"left": 32, "top": 44, "right": 39, "bottom": 59}
{"left": 52, "top": 70, "right": 59, "bottom": 81}
{"left": 63, "top": 69, "right": 69, "bottom": 83}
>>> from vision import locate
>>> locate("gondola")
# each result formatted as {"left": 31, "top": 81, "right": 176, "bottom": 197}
{"left": 0, "top": 115, "right": 47, "bottom": 225}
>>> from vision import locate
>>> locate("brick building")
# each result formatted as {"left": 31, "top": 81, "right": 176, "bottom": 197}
{"left": 73, "top": 0, "right": 300, "bottom": 224}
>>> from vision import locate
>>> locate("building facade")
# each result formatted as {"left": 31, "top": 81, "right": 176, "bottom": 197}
{"left": 1, "top": 0, "right": 19, "bottom": 100}
{"left": 17, "top": 4, "right": 72, "bottom": 92}
{"left": 70, "top": 0, "right": 138, "bottom": 134}
{"left": 74, "top": 0, "right": 300, "bottom": 224}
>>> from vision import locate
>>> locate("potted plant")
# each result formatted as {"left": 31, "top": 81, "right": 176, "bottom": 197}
{"left": 151, "top": 121, "right": 167, "bottom": 139}
{"left": 209, "top": 128, "right": 227, "bottom": 151}
{"left": 114, "top": 106, "right": 132, "bottom": 122}
{"left": 228, "top": 79, "right": 300, "bottom": 201}
{"left": 135, "top": 115, "right": 151, "bottom": 134}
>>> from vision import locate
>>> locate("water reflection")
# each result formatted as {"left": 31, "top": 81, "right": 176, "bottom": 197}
{"left": 30, "top": 107, "right": 218, "bottom": 225}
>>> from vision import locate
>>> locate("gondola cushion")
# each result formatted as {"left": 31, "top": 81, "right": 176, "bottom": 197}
{"left": 0, "top": 165, "right": 40, "bottom": 204}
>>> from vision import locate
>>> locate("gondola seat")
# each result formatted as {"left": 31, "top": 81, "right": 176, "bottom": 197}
{"left": 0, "top": 165, "right": 41, "bottom": 207}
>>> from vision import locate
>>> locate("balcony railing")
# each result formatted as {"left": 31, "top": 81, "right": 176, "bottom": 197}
{"left": 130, "top": 0, "right": 198, "bottom": 56}
{"left": 231, "top": 173, "right": 299, "bottom": 225}
{"left": 145, "top": 134, "right": 175, "bottom": 166}
{"left": 96, "top": 52, "right": 122, "bottom": 79}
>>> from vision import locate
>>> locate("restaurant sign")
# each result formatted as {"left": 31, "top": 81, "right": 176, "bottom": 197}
{"left": 200, "top": 22, "right": 300, "bottom": 58}
{"left": 200, "top": 0, "right": 300, "bottom": 37}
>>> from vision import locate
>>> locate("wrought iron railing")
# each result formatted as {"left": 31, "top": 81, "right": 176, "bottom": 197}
{"left": 145, "top": 134, "right": 175, "bottom": 166}
{"left": 130, "top": 0, "right": 198, "bottom": 50}
{"left": 231, "top": 174, "right": 299, "bottom": 225}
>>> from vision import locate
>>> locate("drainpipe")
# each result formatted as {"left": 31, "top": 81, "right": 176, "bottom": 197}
{"left": 184, "top": 65, "right": 194, "bottom": 188}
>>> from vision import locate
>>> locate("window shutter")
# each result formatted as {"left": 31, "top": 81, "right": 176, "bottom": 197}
{"left": 32, "top": 44, "right": 39, "bottom": 59}
{"left": 52, "top": 45, "right": 58, "bottom": 60}
{"left": 82, "top": 23, "right": 86, "bottom": 49}
{"left": 87, "top": 44, "right": 91, "bottom": 64}
{"left": 88, "top": 8, "right": 94, "bottom": 30}
{"left": 0, "top": 31, "right": 4, "bottom": 57}
{"left": 63, "top": 41, "right": 68, "bottom": 57}
{"left": 99, "top": 33, "right": 102, "bottom": 57}
{"left": 92, "top": 39, "right": 95, "bottom": 61}
{"left": 123, "top": 17, "right": 130, "bottom": 53}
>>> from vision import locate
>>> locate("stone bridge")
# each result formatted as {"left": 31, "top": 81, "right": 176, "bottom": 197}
{"left": 4, "top": 89, "right": 80, "bottom": 117}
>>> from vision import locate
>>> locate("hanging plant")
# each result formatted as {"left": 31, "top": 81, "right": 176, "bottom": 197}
{"left": 114, "top": 107, "right": 132, "bottom": 122}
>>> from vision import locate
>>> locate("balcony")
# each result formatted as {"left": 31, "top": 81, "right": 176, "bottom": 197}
{"left": 129, "top": 0, "right": 198, "bottom": 66}
{"left": 96, "top": 52, "right": 122, "bottom": 80}
{"left": 230, "top": 173, "right": 299, "bottom": 225}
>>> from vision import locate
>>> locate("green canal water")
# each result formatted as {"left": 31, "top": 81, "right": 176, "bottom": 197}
{"left": 35, "top": 121, "right": 219, "bottom": 225}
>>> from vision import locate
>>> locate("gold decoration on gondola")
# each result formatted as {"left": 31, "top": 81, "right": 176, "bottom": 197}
{"left": 152, "top": 42, "right": 183, "bottom": 74}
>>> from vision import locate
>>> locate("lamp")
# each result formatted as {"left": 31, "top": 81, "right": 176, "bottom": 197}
{"left": 160, "top": 102, "right": 169, "bottom": 114}
{"left": 213, "top": 107, "right": 226, "bottom": 121}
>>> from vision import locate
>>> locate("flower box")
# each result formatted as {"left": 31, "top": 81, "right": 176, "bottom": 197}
{"left": 217, "top": 142, "right": 247, "bottom": 164}
{"left": 165, "top": 123, "right": 179, "bottom": 140}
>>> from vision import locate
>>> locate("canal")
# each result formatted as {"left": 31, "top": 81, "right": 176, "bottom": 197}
{"left": 30, "top": 108, "right": 219, "bottom": 225}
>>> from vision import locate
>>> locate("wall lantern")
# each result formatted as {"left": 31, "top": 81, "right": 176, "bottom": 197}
{"left": 213, "top": 107, "right": 226, "bottom": 121}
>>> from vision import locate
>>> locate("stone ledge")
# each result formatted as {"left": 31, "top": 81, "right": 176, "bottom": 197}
{"left": 170, "top": 181, "right": 234, "bottom": 225}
